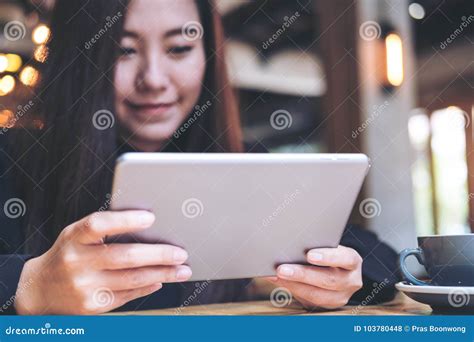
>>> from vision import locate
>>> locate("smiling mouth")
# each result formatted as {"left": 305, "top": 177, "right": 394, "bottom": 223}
{"left": 125, "top": 100, "right": 176, "bottom": 119}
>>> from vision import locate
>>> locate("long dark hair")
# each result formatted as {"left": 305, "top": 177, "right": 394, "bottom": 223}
{"left": 12, "top": 0, "right": 243, "bottom": 254}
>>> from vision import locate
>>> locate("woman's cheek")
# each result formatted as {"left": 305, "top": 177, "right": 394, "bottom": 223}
{"left": 176, "top": 54, "right": 206, "bottom": 107}
{"left": 114, "top": 61, "right": 135, "bottom": 99}
{"left": 114, "top": 60, "right": 138, "bottom": 129}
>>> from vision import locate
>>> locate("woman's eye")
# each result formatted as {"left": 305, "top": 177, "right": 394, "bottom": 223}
{"left": 120, "top": 47, "right": 137, "bottom": 56}
{"left": 168, "top": 46, "right": 193, "bottom": 55}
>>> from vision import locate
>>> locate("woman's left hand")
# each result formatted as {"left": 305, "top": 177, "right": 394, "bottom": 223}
{"left": 264, "top": 245, "right": 363, "bottom": 309}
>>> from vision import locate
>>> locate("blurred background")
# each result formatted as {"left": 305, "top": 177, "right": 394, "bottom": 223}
{"left": 0, "top": 0, "right": 473, "bottom": 258}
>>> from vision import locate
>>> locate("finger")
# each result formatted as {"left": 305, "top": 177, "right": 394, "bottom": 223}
{"left": 93, "top": 243, "right": 188, "bottom": 270}
{"left": 262, "top": 276, "right": 279, "bottom": 283}
{"left": 84, "top": 283, "right": 162, "bottom": 314}
{"left": 113, "top": 283, "right": 164, "bottom": 310}
{"left": 101, "top": 265, "right": 192, "bottom": 290}
{"left": 306, "top": 245, "right": 362, "bottom": 270}
{"left": 276, "top": 264, "right": 348, "bottom": 291}
{"left": 272, "top": 278, "right": 349, "bottom": 310}
{"left": 69, "top": 211, "right": 155, "bottom": 245}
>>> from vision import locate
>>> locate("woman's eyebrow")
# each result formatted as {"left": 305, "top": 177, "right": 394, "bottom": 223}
{"left": 122, "top": 30, "right": 139, "bottom": 39}
{"left": 121, "top": 27, "right": 194, "bottom": 39}
{"left": 164, "top": 27, "right": 184, "bottom": 38}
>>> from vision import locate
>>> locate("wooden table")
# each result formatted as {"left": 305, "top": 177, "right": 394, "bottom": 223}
{"left": 113, "top": 293, "right": 432, "bottom": 316}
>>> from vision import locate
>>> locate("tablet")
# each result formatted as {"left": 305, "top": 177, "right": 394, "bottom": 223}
{"left": 107, "top": 153, "right": 369, "bottom": 281}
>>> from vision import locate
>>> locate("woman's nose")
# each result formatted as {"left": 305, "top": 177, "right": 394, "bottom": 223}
{"left": 136, "top": 55, "right": 170, "bottom": 92}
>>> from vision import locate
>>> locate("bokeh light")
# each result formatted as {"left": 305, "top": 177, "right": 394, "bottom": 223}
{"left": 0, "top": 55, "right": 8, "bottom": 73}
{"left": 0, "top": 75, "right": 16, "bottom": 96}
{"left": 32, "top": 24, "right": 51, "bottom": 45}
{"left": 5, "top": 54, "right": 22, "bottom": 72}
{"left": 19, "top": 66, "right": 40, "bottom": 87}
{"left": 34, "top": 44, "right": 49, "bottom": 62}
{"left": 408, "top": 3, "right": 426, "bottom": 20}
{"left": 0, "top": 110, "right": 14, "bottom": 127}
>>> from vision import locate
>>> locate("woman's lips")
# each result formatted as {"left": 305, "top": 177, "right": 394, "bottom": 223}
{"left": 125, "top": 100, "right": 176, "bottom": 119}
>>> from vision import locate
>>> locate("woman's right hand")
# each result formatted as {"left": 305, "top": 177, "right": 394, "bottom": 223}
{"left": 14, "top": 211, "right": 191, "bottom": 315}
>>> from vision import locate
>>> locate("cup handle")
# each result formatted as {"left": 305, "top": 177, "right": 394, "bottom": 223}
{"left": 399, "top": 248, "right": 431, "bottom": 286}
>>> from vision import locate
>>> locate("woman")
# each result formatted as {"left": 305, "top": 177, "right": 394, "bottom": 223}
{"left": 0, "top": 0, "right": 399, "bottom": 315}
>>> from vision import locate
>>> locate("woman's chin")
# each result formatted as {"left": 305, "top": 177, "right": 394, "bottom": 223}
{"left": 127, "top": 124, "right": 179, "bottom": 151}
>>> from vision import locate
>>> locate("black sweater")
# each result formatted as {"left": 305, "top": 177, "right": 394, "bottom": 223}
{"left": 0, "top": 136, "right": 401, "bottom": 314}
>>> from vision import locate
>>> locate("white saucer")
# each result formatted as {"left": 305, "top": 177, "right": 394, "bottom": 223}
{"left": 396, "top": 281, "right": 474, "bottom": 312}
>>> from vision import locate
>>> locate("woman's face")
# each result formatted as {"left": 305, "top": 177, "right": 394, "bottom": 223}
{"left": 114, "top": 0, "right": 206, "bottom": 151}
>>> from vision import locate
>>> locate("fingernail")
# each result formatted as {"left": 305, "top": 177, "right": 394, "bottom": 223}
{"left": 173, "top": 249, "right": 188, "bottom": 262}
{"left": 308, "top": 251, "right": 323, "bottom": 261}
{"left": 278, "top": 265, "right": 294, "bottom": 277}
{"left": 176, "top": 267, "right": 192, "bottom": 281}
{"left": 138, "top": 212, "right": 155, "bottom": 226}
